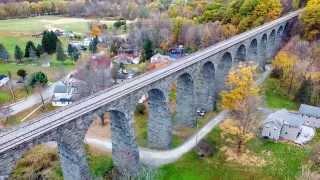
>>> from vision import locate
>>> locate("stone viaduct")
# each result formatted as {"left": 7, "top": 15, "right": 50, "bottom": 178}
{"left": 0, "top": 10, "right": 301, "bottom": 179}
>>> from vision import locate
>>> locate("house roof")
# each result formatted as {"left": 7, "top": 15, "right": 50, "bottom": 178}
{"left": 284, "top": 112, "right": 304, "bottom": 127}
{"left": 299, "top": 104, "right": 320, "bottom": 118}
{"left": 264, "top": 109, "right": 304, "bottom": 128}
{"left": 54, "top": 82, "right": 67, "bottom": 93}
{"left": 263, "top": 109, "right": 286, "bottom": 128}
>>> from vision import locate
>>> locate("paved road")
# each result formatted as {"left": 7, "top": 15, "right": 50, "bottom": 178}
{"left": 85, "top": 110, "right": 228, "bottom": 167}
{"left": 0, "top": 10, "right": 301, "bottom": 154}
{"left": 1, "top": 71, "right": 75, "bottom": 117}
{"left": 1, "top": 83, "right": 56, "bottom": 117}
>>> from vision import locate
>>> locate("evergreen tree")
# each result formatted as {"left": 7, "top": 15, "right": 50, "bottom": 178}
{"left": 36, "top": 44, "right": 43, "bottom": 57}
{"left": 67, "top": 44, "right": 80, "bottom": 62}
{"left": 42, "top": 31, "right": 58, "bottom": 54}
{"left": 29, "top": 71, "right": 48, "bottom": 87}
{"left": 0, "top": 44, "right": 9, "bottom": 62}
{"left": 29, "top": 47, "right": 37, "bottom": 61}
{"left": 24, "top": 41, "right": 36, "bottom": 58}
{"left": 141, "top": 38, "right": 154, "bottom": 62}
{"left": 14, "top": 45, "right": 23, "bottom": 63}
{"left": 295, "top": 78, "right": 313, "bottom": 104}
{"left": 89, "top": 37, "right": 98, "bottom": 53}
{"left": 56, "top": 40, "right": 66, "bottom": 61}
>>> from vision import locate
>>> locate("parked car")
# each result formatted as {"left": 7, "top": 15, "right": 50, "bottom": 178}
{"left": 197, "top": 109, "right": 206, "bottom": 117}
{"left": 0, "top": 75, "right": 9, "bottom": 87}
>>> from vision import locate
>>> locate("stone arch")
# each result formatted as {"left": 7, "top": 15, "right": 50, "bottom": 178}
{"left": 248, "top": 39, "right": 258, "bottom": 62}
{"left": 269, "top": 30, "right": 276, "bottom": 46}
{"left": 276, "top": 26, "right": 284, "bottom": 51}
{"left": 110, "top": 110, "right": 140, "bottom": 176}
{"left": 277, "top": 26, "right": 284, "bottom": 38}
{"left": 147, "top": 88, "right": 172, "bottom": 149}
{"left": 216, "top": 52, "right": 233, "bottom": 94}
{"left": 283, "top": 22, "right": 290, "bottom": 41}
{"left": 259, "top": 34, "right": 268, "bottom": 69}
{"left": 268, "top": 29, "right": 277, "bottom": 58}
{"left": 235, "top": 44, "right": 247, "bottom": 62}
{"left": 201, "top": 61, "right": 216, "bottom": 111}
{"left": 176, "top": 73, "right": 195, "bottom": 127}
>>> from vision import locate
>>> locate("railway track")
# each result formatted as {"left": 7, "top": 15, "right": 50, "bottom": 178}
{"left": 0, "top": 10, "right": 301, "bottom": 153}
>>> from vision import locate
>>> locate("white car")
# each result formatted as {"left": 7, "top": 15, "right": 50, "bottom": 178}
{"left": 0, "top": 75, "right": 9, "bottom": 87}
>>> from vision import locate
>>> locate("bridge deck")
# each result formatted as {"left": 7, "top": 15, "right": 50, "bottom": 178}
{"left": 0, "top": 10, "right": 301, "bottom": 153}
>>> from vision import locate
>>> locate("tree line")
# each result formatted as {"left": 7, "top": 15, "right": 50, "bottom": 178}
{"left": 0, "top": 30, "right": 80, "bottom": 63}
{"left": 112, "top": 0, "right": 304, "bottom": 59}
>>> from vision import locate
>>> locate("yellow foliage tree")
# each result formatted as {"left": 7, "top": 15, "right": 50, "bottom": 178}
{"left": 221, "top": 63, "right": 261, "bottom": 153}
{"left": 253, "top": 0, "right": 282, "bottom": 21}
{"left": 301, "top": 0, "right": 320, "bottom": 40}
{"left": 90, "top": 23, "right": 103, "bottom": 38}
{"left": 272, "top": 51, "right": 300, "bottom": 94}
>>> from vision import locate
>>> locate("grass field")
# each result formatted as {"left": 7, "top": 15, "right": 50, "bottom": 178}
{"left": 263, "top": 78, "right": 299, "bottom": 110}
{"left": 0, "top": 16, "right": 90, "bottom": 33}
{"left": 157, "top": 126, "right": 311, "bottom": 180}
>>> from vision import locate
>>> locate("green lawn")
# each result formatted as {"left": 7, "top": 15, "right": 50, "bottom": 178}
{"left": 263, "top": 78, "right": 299, "bottom": 110}
{"left": 0, "top": 35, "right": 41, "bottom": 56}
{"left": 0, "top": 90, "right": 11, "bottom": 104}
{"left": 0, "top": 61, "right": 73, "bottom": 81}
{"left": 157, "top": 127, "right": 311, "bottom": 180}
{"left": 0, "top": 16, "right": 89, "bottom": 33}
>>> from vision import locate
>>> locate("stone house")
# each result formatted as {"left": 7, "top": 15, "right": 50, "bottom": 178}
{"left": 300, "top": 104, "right": 320, "bottom": 128}
{"left": 261, "top": 109, "right": 305, "bottom": 141}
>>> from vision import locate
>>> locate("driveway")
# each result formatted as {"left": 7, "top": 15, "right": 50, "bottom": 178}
{"left": 1, "top": 83, "right": 56, "bottom": 117}
{"left": 85, "top": 110, "right": 229, "bottom": 167}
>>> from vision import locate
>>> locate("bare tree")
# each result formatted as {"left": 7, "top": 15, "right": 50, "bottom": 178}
{"left": 6, "top": 71, "right": 15, "bottom": 102}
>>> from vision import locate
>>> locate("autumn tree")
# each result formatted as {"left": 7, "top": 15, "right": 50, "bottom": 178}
{"left": 221, "top": 63, "right": 261, "bottom": 153}
{"left": 90, "top": 22, "right": 103, "bottom": 37}
{"left": 7, "top": 71, "right": 15, "bottom": 101}
{"left": 272, "top": 51, "right": 300, "bottom": 95}
{"left": 301, "top": 0, "right": 320, "bottom": 40}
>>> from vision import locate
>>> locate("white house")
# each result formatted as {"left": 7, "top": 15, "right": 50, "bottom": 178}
{"left": 261, "top": 109, "right": 314, "bottom": 144}
{"left": 150, "top": 53, "right": 173, "bottom": 64}
{"left": 0, "top": 75, "right": 9, "bottom": 87}
{"left": 300, "top": 104, "right": 320, "bottom": 128}
{"left": 52, "top": 82, "right": 74, "bottom": 107}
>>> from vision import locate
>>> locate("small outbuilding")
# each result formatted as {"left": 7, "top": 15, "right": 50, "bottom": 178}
{"left": 300, "top": 104, "right": 320, "bottom": 128}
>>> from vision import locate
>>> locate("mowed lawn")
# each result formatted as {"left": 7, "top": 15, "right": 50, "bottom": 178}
{"left": 263, "top": 78, "right": 299, "bottom": 110}
{"left": 0, "top": 16, "right": 90, "bottom": 60}
{"left": 0, "top": 16, "right": 90, "bottom": 33}
{"left": 157, "top": 127, "right": 311, "bottom": 180}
